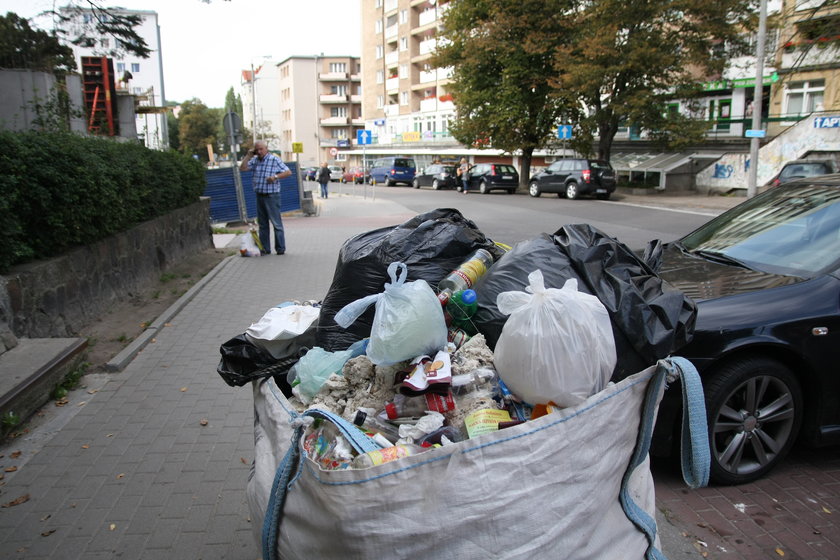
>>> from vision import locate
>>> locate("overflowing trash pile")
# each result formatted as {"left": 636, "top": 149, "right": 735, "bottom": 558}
{"left": 218, "top": 209, "right": 697, "bottom": 472}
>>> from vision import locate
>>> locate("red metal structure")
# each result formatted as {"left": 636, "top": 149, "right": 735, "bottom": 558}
{"left": 81, "top": 56, "right": 118, "bottom": 136}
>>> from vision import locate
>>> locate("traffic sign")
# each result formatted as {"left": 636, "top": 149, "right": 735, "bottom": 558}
{"left": 329, "top": 147, "right": 338, "bottom": 157}
{"left": 557, "top": 125, "right": 573, "bottom": 140}
{"left": 291, "top": 142, "right": 303, "bottom": 153}
{"left": 357, "top": 129, "right": 372, "bottom": 145}
{"left": 744, "top": 129, "right": 766, "bottom": 138}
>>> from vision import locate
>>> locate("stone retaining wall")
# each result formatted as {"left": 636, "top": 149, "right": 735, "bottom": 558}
{"left": 0, "top": 198, "right": 212, "bottom": 352}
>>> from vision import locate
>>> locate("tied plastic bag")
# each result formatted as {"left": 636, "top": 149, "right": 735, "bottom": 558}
{"left": 334, "top": 262, "right": 447, "bottom": 365}
{"left": 494, "top": 270, "right": 616, "bottom": 408}
{"left": 290, "top": 339, "right": 368, "bottom": 404}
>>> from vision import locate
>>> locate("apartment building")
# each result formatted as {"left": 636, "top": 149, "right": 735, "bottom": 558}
{"left": 241, "top": 56, "right": 362, "bottom": 167}
{"left": 59, "top": 7, "right": 168, "bottom": 150}
{"left": 357, "top": 0, "right": 460, "bottom": 169}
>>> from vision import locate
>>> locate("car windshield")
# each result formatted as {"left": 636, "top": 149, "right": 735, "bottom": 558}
{"left": 590, "top": 160, "right": 612, "bottom": 170}
{"left": 493, "top": 165, "right": 517, "bottom": 174}
{"left": 680, "top": 184, "right": 840, "bottom": 277}
{"left": 394, "top": 159, "right": 415, "bottom": 168}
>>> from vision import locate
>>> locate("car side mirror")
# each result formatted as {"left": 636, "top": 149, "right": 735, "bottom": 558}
{"left": 545, "top": 169, "right": 553, "bottom": 175}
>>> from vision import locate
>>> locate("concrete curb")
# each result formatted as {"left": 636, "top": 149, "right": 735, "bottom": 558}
{"left": 104, "top": 255, "right": 237, "bottom": 372}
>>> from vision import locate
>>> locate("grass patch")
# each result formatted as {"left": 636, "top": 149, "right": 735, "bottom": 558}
{"left": 159, "top": 272, "right": 177, "bottom": 283}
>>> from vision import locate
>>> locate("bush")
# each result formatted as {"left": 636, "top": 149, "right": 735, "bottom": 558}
{"left": 0, "top": 131, "right": 205, "bottom": 273}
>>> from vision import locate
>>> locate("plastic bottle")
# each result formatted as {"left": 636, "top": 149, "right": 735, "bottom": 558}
{"left": 352, "top": 409, "right": 401, "bottom": 444}
{"left": 450, "top": 367, "right": 497, "bottom": 396}
{"left": 446, "top": 289, "right": 478, "bottom": 333}
{"left": 351, "top": 443, "right": 427, "bottom": 469}
{"left": 437, "top": 248, "right": 494, "bottom": 296}
{"left": 381, "top": 392, "right": 457, "bottom": 420}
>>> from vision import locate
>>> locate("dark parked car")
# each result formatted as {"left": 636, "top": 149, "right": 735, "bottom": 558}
{"left": 529, "top": 159, "right": 616, "bottom": 200}
{"left": 458, "top": 163, "right": 519, "bottom": 194}
{"left": 651, "top": 174, "right": 840, "bottom": 485}
{"left": 412, "top": 164, "right": 458, "bottom": 189}
{"left": 766, "top": 159, "right": 838, "bottom": 188}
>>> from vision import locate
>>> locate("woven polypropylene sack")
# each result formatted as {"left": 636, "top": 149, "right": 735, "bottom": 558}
{"left": 248, "top": 363, "right": 670, "bottom": 560}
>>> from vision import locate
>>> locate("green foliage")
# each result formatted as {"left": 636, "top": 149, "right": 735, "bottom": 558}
{"left": 0, "top": 12, "right": 76, "bottom": 72}
{"left": 0, "top": 131, "right": 206, "bottom": 273}
{"left": 177, "top": 99, "right": 225, "bottom": 162}
{"left": 53, "top": 2, "right": 151, "bottom": 59}
{"left": 556, "top": 0, "right": 756, "bottom": 160}
{"left": 433, "top": 0, "right": 577, "bottom": 186}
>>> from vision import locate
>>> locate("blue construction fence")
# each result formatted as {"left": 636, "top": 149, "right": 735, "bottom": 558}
{"left": 204, "top": 162, "right": 303, "bottom": 224}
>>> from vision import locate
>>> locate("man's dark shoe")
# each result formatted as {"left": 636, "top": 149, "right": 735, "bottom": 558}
{"left": 276, "top": 251, "right": 285, "bottom": 255}
{"left": 260, "top": 251, "right": 270, "bottom": 256}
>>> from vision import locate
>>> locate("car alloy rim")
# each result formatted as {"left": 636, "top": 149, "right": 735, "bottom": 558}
{"left": 712, "top": 375, "right": 797, "bottom": 476}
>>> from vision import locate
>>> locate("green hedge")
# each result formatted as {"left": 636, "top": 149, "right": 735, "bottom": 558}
{"left": 0, "top": 131, "right": 206, "bottom": 273}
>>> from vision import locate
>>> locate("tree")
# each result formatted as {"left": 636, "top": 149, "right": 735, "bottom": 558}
{"left": 224, "top": 87, "right": 243, "bottom": 117}
{"left": 0, "top": 12, "right": 76, "bottom": 72}
{"left": 51, "top": 1, "right": 151, "bottom": 60}
{"left": 555, "top": 0, "right": 756, "bottom": 161}
{"left": 433, "top": 0, "right": 577, "bottom": 190}
{"left": 177, "top": 99, "right": 221, "bottom": 162}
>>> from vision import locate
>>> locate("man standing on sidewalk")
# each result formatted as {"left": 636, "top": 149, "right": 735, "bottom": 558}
{"left": 240, "top": 141, "right": 292, "bottom": 255}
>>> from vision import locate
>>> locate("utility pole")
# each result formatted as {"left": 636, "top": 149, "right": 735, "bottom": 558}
{"left": 747, "top": 0, "right": 768, "bottom": 198}
{"left": 250, "top": 62, "right": 257, "bottom": 145}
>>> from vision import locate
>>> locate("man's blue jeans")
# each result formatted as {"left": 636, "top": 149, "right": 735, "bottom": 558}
{"left": 319, "top": 181, "right": 329, "bottom": 198}
{"left": 256, "top": 193, "right": 285, "bottom": 254}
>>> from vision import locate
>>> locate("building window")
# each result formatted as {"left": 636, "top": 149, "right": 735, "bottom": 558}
{"left": 376, "top": 70, "right": 384, "bottom": 83}
{"left": 330, "top": 129, "right": 347, "bottom": 139}
{"left": 400, "top": 37, "right": 408, "bottom": 51}
{"left": 399, "top": 64, "right": 408, "bottom": 78}
{"left": 331, "top": 107, "right": 347, "bottom": 117}
{"left": 375, "top": 20, "right": 383, "bottom": 33}
{"left": 401, "top": 91, "right": 409, "bottom": 106}
{"left": 131, "top": 63, "right": 140, "bottom": 72}
{"left": 100, "top": 38, "right": 110, "bottom": 48}
{"left": 116, "top": 62, "right": 125, "bottom": 73}
{"left": 785, "top": 80, "right": 825, "bottom": 116}
{"left": 329, "top": 62, "right": 346, "bottom": 73}
{"left": 375, "top": 0, "right": 382, "bottom": 7}
{"left": 331, "top": 85, "right": 347, "bottom": 96}
{"left": 399, "top": 9, "right": 408, "bottom": 24}
{"left": 377, "top": 95, "right": 384, "bottom": 108}
{"left": 375, "top": 45, "right": 383, "bottom": 59}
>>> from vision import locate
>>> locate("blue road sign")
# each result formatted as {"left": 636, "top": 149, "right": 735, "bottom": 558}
{"left": 557, "top": 125, "right": 573, "bottom": 140}
{"left": 357, "top": 130, "right": 372, "bottom": 145}
{"left": 744, "top": 129, "right": 766, "bottom": 138}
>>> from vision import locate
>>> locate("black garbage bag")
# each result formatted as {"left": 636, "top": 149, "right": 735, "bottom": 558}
{"left": 217, "top": 334, "right": 296, "bottom": 394}
{"left": 472, "top": 224, "right": 696, "bottom": 381}
{"left": 316, "top": 208, "right": 502, "bottom": 351}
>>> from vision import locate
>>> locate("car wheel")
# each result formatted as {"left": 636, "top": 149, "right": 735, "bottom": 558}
{"left": 432, "top": 179, "right": 441, "bottom": 190}
{"left": 529, "top": 181, "right": 541, "bottom": 197}
{"left": 704, "top": 356, "right": 802, "bottom": 485}
{"left": 565, "top": 182, "right": 579, "bottom": 200}
{"left": 413, "top": 178, "right": 420, "bottom": 189}
{"left": 480, "top": 180, "right": 489, "bottom": 194}
{"left": 386, "top": 177, "right": 395, "bottom": 187}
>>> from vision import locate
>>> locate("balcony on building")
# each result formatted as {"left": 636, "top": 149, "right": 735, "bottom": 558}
{"left": 321, "top": 116, "right": 349, "bottom": 126}
{"left": 351, "top": 117, "right": 365, "bottom": 126}
{"left": 418, "top": 8, "right": 437, "bottom": 27}
{"left": 350, "top": 94, "right": 362, "bottom": 102}
{"left": 781, "top": 41, "right": 839, "bottom": 69}
{"left": 320, "top": 93, "right": 349, "bottom": 103}
{"left": 385, "top": 24, "right": 398, "bottom": 40}
{"left": 384, "top": 104, "right": 399, "bottom": 117}
{"left": 319, "top": 71, "right": 349, "bottom": 81}
{"left": 418, "top": 68, "right": 438, "bottom": 83}
{"left": 385, "top": 50, "right": 399, "bottom": 65}
{"left": 419, "top": 37, "right": 437, "bottom": 56}
{"left": 385, "top": 0, "right": 398, "bottom": 12}
{"left": 386, "top": 76, "right": 400, "bottom": 91}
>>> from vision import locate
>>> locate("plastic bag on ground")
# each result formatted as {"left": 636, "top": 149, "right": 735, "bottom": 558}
{"left": 217, "top": 334, "right": 296, "bottom": 392}
{"left": 493, "top": 270, "right": 616, "bottom": 407}
{"left": 335, "top": 262, "right": 447, "bottom": 366}
{"left": 239, "top": 231, "right": 261, "bottom": 257}
{"left": 315, "top": 208, "right": 502, "bottom": 351}
{"left": 473, "top": 225, "right": 696, "bottom": 380}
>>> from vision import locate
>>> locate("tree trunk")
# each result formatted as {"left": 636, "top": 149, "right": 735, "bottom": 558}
{"left": 518, "top": 147, "right": 534, "bottom": 193}
{"left": 597, "top": 118, "right": 620, "bottom": 162}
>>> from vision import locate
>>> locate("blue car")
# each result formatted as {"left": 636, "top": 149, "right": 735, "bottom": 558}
{"left": 369, "top": 156, "right": 416, "bottom": 186}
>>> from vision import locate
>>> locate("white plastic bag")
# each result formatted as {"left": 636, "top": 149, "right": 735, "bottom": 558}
{"left": 494, "top": 269, "right": 616, "bottom": 407}
{"left": 334, "top": 262, "right": 447, "bottom": 365}
{"left": 239, "top": 231, "right": 262, "bottom": 257}
{"left": 244, "top": 305, "right": 320, "bottom": 359}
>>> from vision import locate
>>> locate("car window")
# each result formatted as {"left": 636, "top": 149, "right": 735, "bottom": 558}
{"left": 558, "top": 160, "right": 574, "bottom": 171}
{"left": 548, "top": 162, "right": 563, "bottom": 172}
{"left": 680, "top": 184, "right": 840, "bottom": 276}
{"left": 442, "top": 166, "right": 456, "bottom": 174}
{"left": 494, "top": 165, "right": 517, "bottom": 175}
{"left": 394, "top": 158, "right": 415, "bottom": 168}
{"left": 590, "top": 160, "right": 613, "bottom": 170}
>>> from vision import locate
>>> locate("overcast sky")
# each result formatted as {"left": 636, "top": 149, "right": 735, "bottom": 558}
{"left": 6, "top": 0, "right": 362, "bottom": 108}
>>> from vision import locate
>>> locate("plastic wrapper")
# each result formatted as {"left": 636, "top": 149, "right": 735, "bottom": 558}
{"left": 472, "top": 224, "right": 696, "bottom": 380}
{"left": 216, "top": 334, "right": 297, "bottom": 392}
{"left": 315, "top": 208, "right": 502, "bottom": 352}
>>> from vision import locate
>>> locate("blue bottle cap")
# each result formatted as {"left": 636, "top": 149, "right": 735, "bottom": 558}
{"left": 460, "top": 289, "right": 477, "bottom": 304}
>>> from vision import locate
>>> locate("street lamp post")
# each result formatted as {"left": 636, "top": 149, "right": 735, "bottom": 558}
{"left": 747, "top": 0, "right": 768, "bottom": 198}
{"left": 250, "top": 62, "right": 258, "bottom": 145}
